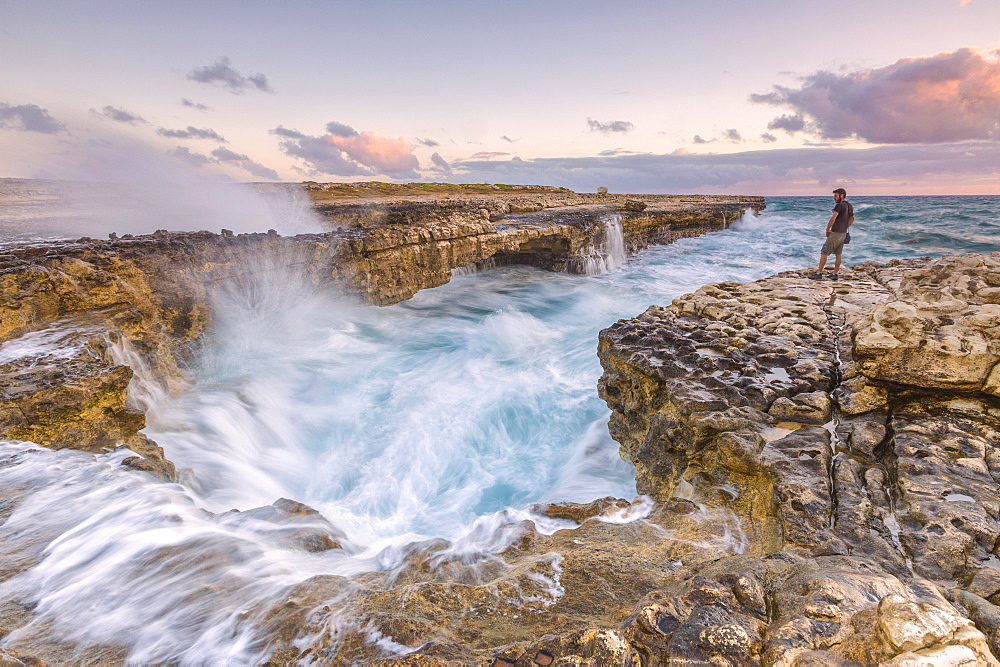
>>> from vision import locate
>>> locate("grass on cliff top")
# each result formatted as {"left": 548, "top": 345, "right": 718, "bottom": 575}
{"left": 303, "top": 181, "right": 574, "bottom": 200}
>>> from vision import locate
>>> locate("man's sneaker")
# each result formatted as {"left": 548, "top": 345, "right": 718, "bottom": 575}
{"left": 830, "top": 274, "right": 840, "bottom": 281}
{"left": 808, "top": 272, "right": 824, "bottom": 279}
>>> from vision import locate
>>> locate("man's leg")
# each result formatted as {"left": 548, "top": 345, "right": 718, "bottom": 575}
{"left": 816, "top": 254, "right": 828, "bottom": 272}
{"left": 832, "top": 253, "right": 843, "bottom": 273}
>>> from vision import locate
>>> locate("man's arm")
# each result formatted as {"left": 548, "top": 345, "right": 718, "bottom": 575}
{"left": 826, "top": 212, "right": 838, "bottom": 235}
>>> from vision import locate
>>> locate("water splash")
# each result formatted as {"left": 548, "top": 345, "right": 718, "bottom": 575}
{"left": 139, "top": 267, "right": 640, "bottom": 541}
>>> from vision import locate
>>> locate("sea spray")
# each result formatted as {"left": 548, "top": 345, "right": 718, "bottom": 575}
{"left": 603, "top": 213, "right": 627, "bottom": 269}
{"left": 0, "top": 179, "right": 324, "bottom": 243}
{"left": 1, "top": 121, "right": 326, "bottom": 241}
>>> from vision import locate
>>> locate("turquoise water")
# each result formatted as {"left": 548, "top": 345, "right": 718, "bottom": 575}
{"left": 1, "top": 193, "right": 998, "bottom": 662}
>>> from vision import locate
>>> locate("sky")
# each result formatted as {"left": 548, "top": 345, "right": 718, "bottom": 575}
{"left": 1, "top": 0, "right": 999, "bottom": 195}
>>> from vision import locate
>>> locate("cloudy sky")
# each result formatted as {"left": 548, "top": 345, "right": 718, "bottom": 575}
{"left": 2, "top": 0, "right": 999, "bottom": 194}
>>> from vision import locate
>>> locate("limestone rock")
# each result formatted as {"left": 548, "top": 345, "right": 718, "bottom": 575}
{"left": 834, "top": 374, "right": 889, "bottom": 415}
{"left": 878, "top": 594, "right": 973, "bottom": 652}
{"left": 967, "top": 569, "right": 1000, "bottom": 602}
{"left": 767, "top": 391, "right": 832, "bottom": 424}
{"left": 853, "top": 253, "right": 1000, "bottom": 392}
{"left": 233, "top": 498, "right": 345, "bottom": 553}
{"left": 529, "top": 496, "right": 632, "bottom": 524}
{"left": 596, "top": 252, "right": 1000, "bottom": 661}
{"left": 0, "top": 648, "right": 45, "bottom": 666}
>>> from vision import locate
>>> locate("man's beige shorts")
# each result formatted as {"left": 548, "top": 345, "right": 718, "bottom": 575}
{"left": 821, "top": 232, "right": 847, "bottom": 256}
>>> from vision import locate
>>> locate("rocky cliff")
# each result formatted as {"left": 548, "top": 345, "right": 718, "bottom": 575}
{"left": 589, "top": 252, "right": 1000, "bottom": 665}
{"left": 310, "top": 191, "right": 763, "bottom": 304}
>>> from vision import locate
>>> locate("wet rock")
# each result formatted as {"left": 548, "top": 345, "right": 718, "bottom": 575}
{"left": 257, "top": 496, "right": 750, "bottom": 664}
{"left": 0, "top": 648, "right": 45, "bottom": 666}
{"left": 944, "top": 587, "right": 1000, "bottom": 658}
{"left": 878, "top": 593, "right": 973, "bottom": 652}
{"left": 967, "top": 569, "right": 1000, "bottom": 602}
{"left": 1, "top": 328, "right": 133, "bottom": 446}
{"left": 254, "top": 574, "right": 360, "bottom": 664}
{"left": 359, "top": 643, "right": 483, "bottom": 665}
{"left": 236, "top": 498, "right": 345, "bottom": 553}
{"left": 835, "top": 374, "right": 890, "bottom": 415}
{"left": 768, "top": 391, "right": 832, "bottom": 424}
{"left": 529, "top": 496, "right": 632, "bottom": 524}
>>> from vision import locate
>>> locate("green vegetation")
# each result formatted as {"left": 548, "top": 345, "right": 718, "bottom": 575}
{"left": 302, "top": 181, "right": 573, "bottom": 200}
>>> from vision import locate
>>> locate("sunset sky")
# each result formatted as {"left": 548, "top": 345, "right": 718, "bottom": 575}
{"left": 2, "top": 0, "right": 999, "bottom": 194}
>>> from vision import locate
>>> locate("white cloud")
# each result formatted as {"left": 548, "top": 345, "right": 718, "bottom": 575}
{"left": 272, "top": 121, "right": 419, "bottom": 177}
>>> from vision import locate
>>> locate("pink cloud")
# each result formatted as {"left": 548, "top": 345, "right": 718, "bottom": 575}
{"left": 752, "top": 48, "right": 1000, "bottom": 143}
{"left": 273, "top": 122, "right": 418, "bottom": 176}
{"left": 326, "top": 131, "right": 418, "bottom": 174}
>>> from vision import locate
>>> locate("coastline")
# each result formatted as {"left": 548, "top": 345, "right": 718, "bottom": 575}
{"left": 1, "top": 188, "right": 1000, "bottom": 663}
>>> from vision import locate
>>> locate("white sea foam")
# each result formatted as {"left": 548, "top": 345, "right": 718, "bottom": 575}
{"left": 0, "top": 442, "right": 358, "bottom": 664}
{"left": 0, "top": 326, "right": 101, "bottom": 365}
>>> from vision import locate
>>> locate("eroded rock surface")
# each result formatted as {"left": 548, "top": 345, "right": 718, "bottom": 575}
{"left": 0, "top": 326, "right": 174, "bottom": 480}
{"left": 590, "top": 252, "right": 1000, "bottom": 665}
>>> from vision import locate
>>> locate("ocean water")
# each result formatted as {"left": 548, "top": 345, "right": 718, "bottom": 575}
{"left": 1, "top": 186, "right": 998, "bottom": 662}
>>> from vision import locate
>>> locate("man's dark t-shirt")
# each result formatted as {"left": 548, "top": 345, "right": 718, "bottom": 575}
{"left": 832, "top": 200, "right": 854, "bottom": 233}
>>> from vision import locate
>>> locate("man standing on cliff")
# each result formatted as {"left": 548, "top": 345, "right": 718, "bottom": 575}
{"left": 809, "top": 188, "right": 854, "bottom": 281}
